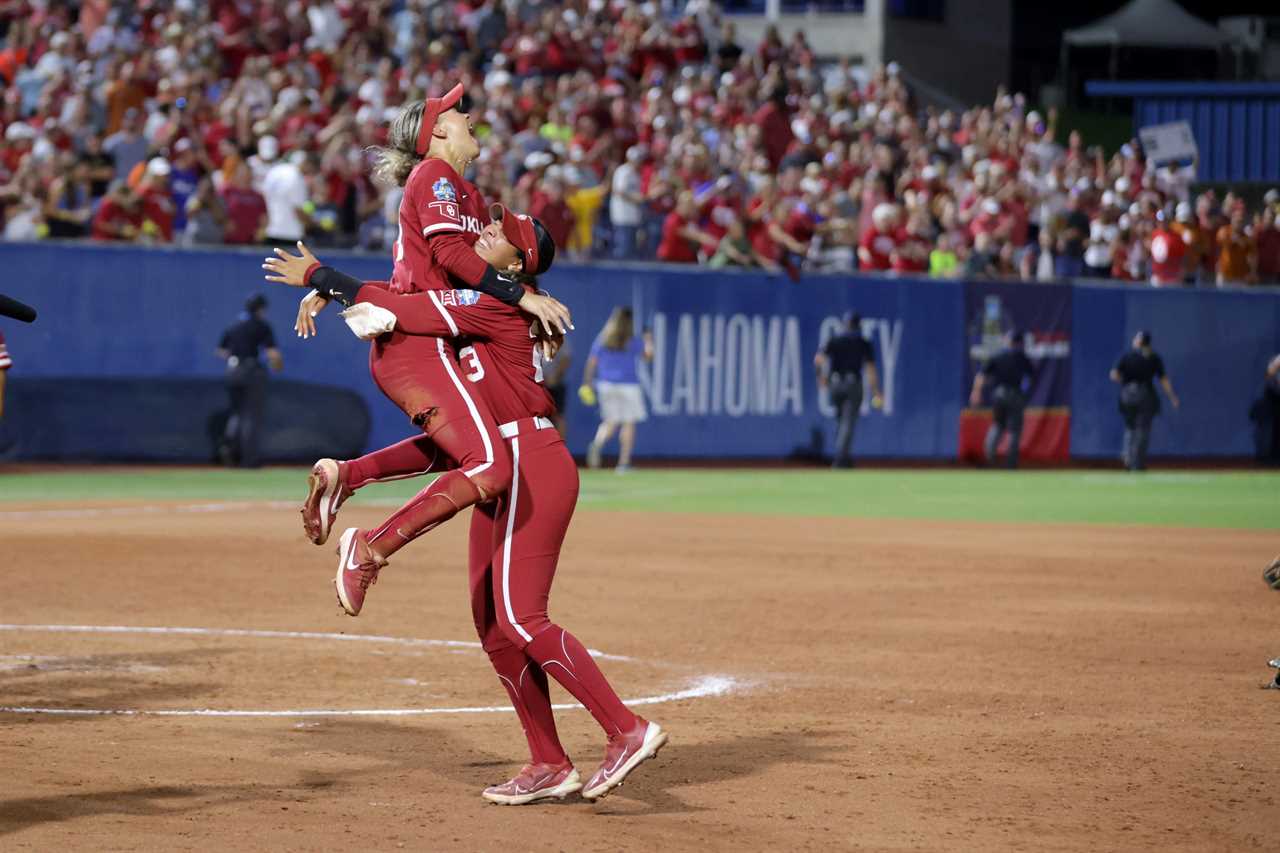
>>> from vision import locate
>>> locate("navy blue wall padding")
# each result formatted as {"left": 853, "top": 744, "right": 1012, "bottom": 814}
{"left": 0, "top": 377, "right": 369, "bottom": 462}
{"left": 0, "top": 242, "right": 1276, "bottom": 461}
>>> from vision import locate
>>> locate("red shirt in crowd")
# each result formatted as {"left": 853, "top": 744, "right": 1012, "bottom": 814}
{"left": 745, "top": 196, "right": 780, "bottom": 262}
{"left": 1149, "top": 226, "right": 1186, "bottom": 285}
{"left": 753, "top": 101, "right": 793, "bottom": 171}
{"left": 783, "top": 204, "right": 817, "bottom": 252}
{"left": 140, "top": 187, "right": 175, "bottom": 241}
{"left": 891, "top": 229, "right": 930, "bottom": 273}
{"left": 656, "top": 211, "right": 699, "bottom": 263}
{"left": 529, "top": 194, "right": 573, "bottom": 251}
{"left": 859, "top": 226, "right": 897, "bottom": 271}
{"left": 1256, "top": 225, "right": 1280, "bottom": 280}
{"left": 91, "top": 197, "right": 143, "bottom": 240}
{"left": 221, "top": 185, "right": 267, "bottom": 244}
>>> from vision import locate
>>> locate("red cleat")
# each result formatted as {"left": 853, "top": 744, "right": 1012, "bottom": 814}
{"left": 481, "top": 761, "right": 582, "bottom": 805}
{"left": 333, "top": 528, "right": 386, "bottom": 617}
{"left": 581, "top": 718, "right": 668, "bottom": 801}
{"left": 301, "top": 458, "right": 352, "bottom": 546}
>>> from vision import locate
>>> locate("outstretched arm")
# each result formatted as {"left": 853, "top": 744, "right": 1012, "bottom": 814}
{"left": 429, "top": 232, "right": 571, "bottom": 334}
{"left": 265, "top": 241, "right": 571, "bottom": 337}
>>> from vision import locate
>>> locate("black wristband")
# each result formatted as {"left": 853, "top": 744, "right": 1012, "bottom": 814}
{"left": 473, "top": 266, "right": 523, "bottom": 306}
{"left": 310, "top": 266, "right": 364, "bottom": 307}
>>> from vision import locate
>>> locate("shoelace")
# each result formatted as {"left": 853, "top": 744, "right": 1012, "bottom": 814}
{"left": 358, "top": 566, "right": 380, "bottom": 591}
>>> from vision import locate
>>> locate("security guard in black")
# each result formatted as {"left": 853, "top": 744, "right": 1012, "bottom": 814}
{"left": 216, "top": 294, "right": 283, "bottom": 467}
{"left": 970, "top": 331, "right": 1034, "bottom": 468}
{"left": 815, "top": 313, "right": 881, "bottom": 468}
{"left": 1110, "top": 330, "right": 1179, "bottom": 471}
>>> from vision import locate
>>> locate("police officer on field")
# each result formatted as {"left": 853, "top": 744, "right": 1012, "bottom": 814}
{"left": 969, "top": 329, "right": 1035, "bottom": 469}
{"left": 1110, "top": 330, "right": 1179, "bottom": 472}
{"left": 216, "top": 294, "right": 282, "bottom": 468}
{"left": 815, "top": 312, "right": 882, "bottom": 468}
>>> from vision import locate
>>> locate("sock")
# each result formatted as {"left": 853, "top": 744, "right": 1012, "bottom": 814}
{"left": 487, "top": 644, "right": 567, "bottom": 766}
{"left": 366, "top": 469, "right": 481, "bottom": 559}
{"left": 525, "top": 627, "right": 638, "bottom": 738}
{"left": 345, "top": 435, "right": 444, "bottom": 491}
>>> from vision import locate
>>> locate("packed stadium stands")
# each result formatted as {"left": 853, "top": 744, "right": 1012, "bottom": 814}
{"left": 0, "top": 0, "right": 1277, "bottom": 284}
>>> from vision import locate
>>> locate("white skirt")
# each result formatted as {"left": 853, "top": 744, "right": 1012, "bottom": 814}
{"left": 597, "top": 381, "right": 648, "bottom": 424}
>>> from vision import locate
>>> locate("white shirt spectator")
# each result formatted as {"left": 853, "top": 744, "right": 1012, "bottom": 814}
{"left": 357, "top": 77, "right": 386, "bottom": 112}
{"left": 1032, "top": 175, "right": 1067, "bottom": 229}
{"left": 1084, "top": 219, "right": 1117, "bottom": 269}
{"left": 307, "top": 2, "right": 346, "bottom": 51}
{"left": 249, "top": 136, "right": 280, "bottom": 192}
{"left": 609, "top": 160, "right": 643, "bottom": 227}
{"left": 262, "top": 161, "right": 309, "bottom": 241}
{"left": 3, "top": 195, "right": 43, "bottom": 241}
{"left": 1155, "top": 162, "right": 1196, "bottom": 204}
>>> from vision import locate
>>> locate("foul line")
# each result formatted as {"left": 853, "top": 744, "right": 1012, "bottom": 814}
{"left": 0, "top": 624, "right": 743, "bottom": 718}
{"left": 0, "top": 675, "right": 740, "bottom": 718}
{"left": 0, "top": 502, "right": 298, "bottom": 520}
{"left": 0, "top": 624, "right": 632, "bottom": 662}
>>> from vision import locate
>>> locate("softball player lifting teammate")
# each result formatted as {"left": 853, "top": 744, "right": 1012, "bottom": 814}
{"left": 267, "top": 208, "right": 667, "bottom": 804}
{"left": 265, "top": 84, "right": 571, "bottom": 589}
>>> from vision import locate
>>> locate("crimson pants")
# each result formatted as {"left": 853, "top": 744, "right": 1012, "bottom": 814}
{"left": 469, "top": 426, "right": 639, "bottom": 763}
{"left": 361, "top": 334, "right": 510, "bottom": 557}
{"left": 346, "top": 420, "right": 639, "bottom": 762}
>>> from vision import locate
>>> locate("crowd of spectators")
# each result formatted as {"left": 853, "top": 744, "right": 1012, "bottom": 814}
{"left": 0, "top": 0, "right": 1277, "bottom": 286}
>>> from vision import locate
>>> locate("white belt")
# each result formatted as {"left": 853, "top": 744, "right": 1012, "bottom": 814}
{"left": 498, "top": 416, "right": 554, "bottom": 439}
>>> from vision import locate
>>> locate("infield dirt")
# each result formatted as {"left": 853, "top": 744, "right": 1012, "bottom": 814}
{"left": 2, "top": 501, "right": 1276, "bottom": 851}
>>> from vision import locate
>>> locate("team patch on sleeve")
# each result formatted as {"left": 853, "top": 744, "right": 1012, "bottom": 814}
{"left": 427, "top": 200, "right": 461, "bottom": 221}
{"left": 432, "top": 178, "right": 457, "bottom": 202}
{"left": 440, "top": 289, "right": 483, "bottom": 307}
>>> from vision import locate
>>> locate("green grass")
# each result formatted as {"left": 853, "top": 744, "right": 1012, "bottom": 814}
{"left": 1, "top": 467, "right": 1276, "bottom": 530}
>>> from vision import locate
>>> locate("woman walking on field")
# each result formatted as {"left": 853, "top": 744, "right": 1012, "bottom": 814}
{"left": 582, "top": 306, "right": 653, "bottom": 473}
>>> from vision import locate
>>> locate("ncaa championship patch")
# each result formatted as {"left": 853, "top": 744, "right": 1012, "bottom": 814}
{"left": 432, "top": 178, "right": 457, "bottom": 202}
{"left": 443, "top": 289, "right": 482, "bottom": 307}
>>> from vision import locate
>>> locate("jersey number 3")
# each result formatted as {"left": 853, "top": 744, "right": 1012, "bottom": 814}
{"left": 459, "top": 345, "right": 485, "bottom": 382}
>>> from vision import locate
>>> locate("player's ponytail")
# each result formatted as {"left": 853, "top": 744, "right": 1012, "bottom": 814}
{"left": 370, "top": 101, "right": 427, "bottom": 187}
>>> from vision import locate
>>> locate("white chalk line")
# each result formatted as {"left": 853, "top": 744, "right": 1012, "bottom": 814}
{"left": 0, "top": 624, "right": 632, "bottom": 662}
{"left": 0, "top": 501, "right": 297, "bottom": 520}
{"left": 0, "top": 675, "right": 741, "bottom": 718}
{"left": 0, "top": 489, "right": 694, "bottom": 519}
{"left": 0, "top": 624, "right": 744, "bottom": 718}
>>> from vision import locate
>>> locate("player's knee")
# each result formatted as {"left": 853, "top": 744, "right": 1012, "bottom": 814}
{"left": 497, "top": 612, "right": 550, "bottom": 652}
{"left": 479, "top": 621, "right": 517, "bottom": 656}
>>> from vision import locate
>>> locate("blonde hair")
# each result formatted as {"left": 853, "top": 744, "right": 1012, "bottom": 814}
{"left": 601, "top": 306, "right": 634, "bottom": 351}
{"left": 370, "top": 101, "right": 426, "bottom": 187}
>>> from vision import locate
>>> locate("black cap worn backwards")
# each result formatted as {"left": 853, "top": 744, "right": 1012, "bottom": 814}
{"left": 530, "top": 218, "right": 557, "bottom": 276}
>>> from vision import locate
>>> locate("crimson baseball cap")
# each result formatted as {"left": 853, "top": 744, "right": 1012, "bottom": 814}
{"left": 415, "top": 83, "right": 465, "bottom": 156}
{"left": 490, "top": 203, "right": 556, "bottom": 275}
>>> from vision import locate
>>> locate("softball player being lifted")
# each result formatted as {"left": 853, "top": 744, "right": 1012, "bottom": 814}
{"left": 265, "top": 84, "right": 571, "bottom": 597}
{"left": 267, "top": 208, "right": 667, "bottom": 804}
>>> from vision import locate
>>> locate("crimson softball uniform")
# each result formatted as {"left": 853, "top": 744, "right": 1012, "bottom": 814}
{"left": 0, "top": 331, "right": 11, "bottom": 371}
{"left": 348, "top": 158, "right": 509, "bottom": 559}
{"left": 351, "top": 284, "right": 640, "bottom": 754}
{"left": 390, "top": 158, "right": 488, "bottom": 293}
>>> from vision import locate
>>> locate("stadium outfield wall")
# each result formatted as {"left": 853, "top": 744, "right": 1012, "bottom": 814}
{"left": 1, "top": 242, "right": 1276, "bottom": 463}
